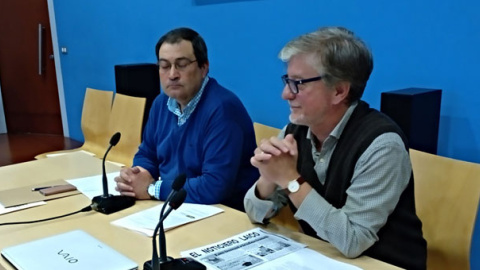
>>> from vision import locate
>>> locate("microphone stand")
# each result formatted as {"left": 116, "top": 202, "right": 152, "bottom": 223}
{"left": 151, "top": 196, "right": 171, "bottom": 269}
{"left": 101, "top": 142, "right": 114, "bottom": 197}
{"left": 144, "top": 189, "right": 205, "bottom": 270}
{"left": 151, "top": 173, "right": 187, "bottom": 268}
{"left": 91, "top": 132, "right": 135, "bottom": 214}
{"left": 158, "top": 220, "right": 170, "bottom": 264}
{"left": 145, "top": 190, "right": 184, "bottom": 270}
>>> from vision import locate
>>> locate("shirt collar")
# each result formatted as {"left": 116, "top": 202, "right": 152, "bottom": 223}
{"left": 306, "top": 101, "right": 359, "bottom": 141}
{"left": 167, "top": 76, "right": 209, "bottom": 126}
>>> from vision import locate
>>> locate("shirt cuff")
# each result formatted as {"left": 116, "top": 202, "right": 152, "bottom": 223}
{"left": 153, "top": 178, "right": 162, "bottom": 200}
{"left": 244, "top": 183, "right": 276, "bottom": 223}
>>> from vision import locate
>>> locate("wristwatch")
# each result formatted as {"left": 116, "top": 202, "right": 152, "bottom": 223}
{"left": 147, "top": 183, "right": 156, "bottom": 199}
{"left": 283, "top": 176, "right": 306, "bottom": 195}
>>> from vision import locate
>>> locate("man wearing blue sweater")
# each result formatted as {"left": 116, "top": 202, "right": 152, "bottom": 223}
{"left": 115, "top": 27, "right": 259, "bottom": 211}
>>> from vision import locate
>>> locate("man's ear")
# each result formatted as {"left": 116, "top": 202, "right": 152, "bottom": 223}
{"left": 332, "top": 81, "right": 351, "bottom": 105}
{"left": 201, "top": 61, "right": 210, "bottom": 77}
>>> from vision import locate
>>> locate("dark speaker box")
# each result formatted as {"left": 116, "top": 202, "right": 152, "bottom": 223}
{"left": 114, "top": 63, "right": 160, "bottom": 134}
{"left": 380, "top": 88, "right": 442, "bottom": 154}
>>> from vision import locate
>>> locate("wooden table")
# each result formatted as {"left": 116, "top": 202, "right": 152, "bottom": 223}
{"left": 0, "top": 152, "right": 400, "bottom": 269}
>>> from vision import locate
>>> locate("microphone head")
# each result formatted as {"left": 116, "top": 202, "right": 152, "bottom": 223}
{"left": 169, "top": 189, "right": 187, "bottom": 210}
{"left": 110, "top": 132, "right": 121, "bottom": 146}
{"left": 171, "top": 173, "right": 187, "bottom": 191}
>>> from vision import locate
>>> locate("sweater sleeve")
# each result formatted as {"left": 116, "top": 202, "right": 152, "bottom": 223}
{"left": 133, "top": 96, "right": 161, "bottom": 180}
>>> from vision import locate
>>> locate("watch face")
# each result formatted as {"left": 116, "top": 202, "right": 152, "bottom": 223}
{"left": 148, "top": 184, "right": 155, "bottom": 197}
{"left": 288, "top": 180, "right": 300, "bottom": 193}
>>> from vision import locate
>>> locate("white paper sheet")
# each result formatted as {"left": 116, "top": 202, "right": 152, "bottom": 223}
{"left": 106, "top": 160, "right": 125, "bottom": 167}
{"left": 0, "top": 201, "right": 46, "bottom": 215}
{"left": 252, "top": 248, "right": 362, "bottom": 270}
{"left": 66, "top": 172, "right": 121, "bottom": 199}
{"left": 46, "top": 150, "right": 95, "bottom": 157}
{"left": 111, "top": 203, "right": 224, "bottom": 236}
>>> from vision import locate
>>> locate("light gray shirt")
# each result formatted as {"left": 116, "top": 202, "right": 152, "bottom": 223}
{"left": 244, "top": 102, "right": 411, "bottom": 258}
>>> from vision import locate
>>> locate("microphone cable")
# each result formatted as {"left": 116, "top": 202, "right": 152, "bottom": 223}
{"left": 0, "top": 205, "right": 92, "bottom": 226}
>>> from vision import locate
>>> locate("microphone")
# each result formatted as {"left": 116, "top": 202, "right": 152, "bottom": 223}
{"left": 146, "top": 189, "right": 186, "bottom": 270}
{"left": 144, "top": 180, "right": 205, "bottom": 270}
{"left": 165, "top": 173, "right": 187, "bottom": 203}
{"left": 158, "top": 189, "right": 187, "bottom": 263}
{"left": 102, "top": 132, "right": 121, "bottom": 196}
{"left": 160, "top": 189, "right": 187, "bottom": 226}
{"left": 160, "top": 174, "right": 187, "bottom": 230}
{"left": 91, "top": 132, "right": 135, "bottom": 214}
{"left": 149, "top": 174, "right": 187, "bottom": 270}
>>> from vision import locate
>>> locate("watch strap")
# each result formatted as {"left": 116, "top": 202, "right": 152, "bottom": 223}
{"left": 283, "top": 176, "right": 305, "bottom": 195}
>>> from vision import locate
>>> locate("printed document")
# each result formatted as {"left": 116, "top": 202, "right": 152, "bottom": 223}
{"left": 251, "top": 248, "right": 362, "bottom": 270}
{"left": 180, "top": 228, "right": 361, "bottom": 270}
{"left": 111, "top": 203, "right": 223, "bottom": 236}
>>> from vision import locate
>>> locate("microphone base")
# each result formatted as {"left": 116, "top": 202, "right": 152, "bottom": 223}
{"left": 91, "top": 195, "right": 135, "bottom": 214}
{"left": 143, "top": 257, "right": 206, "bottom": 270}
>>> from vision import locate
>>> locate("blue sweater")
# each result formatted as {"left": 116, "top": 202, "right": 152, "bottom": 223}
{"left": 134, "top": 78, "right": 259, "bottom": 211}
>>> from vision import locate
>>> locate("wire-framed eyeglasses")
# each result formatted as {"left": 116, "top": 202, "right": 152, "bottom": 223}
{"left": 157, "top": 58, "right": 197, "bottom": 73}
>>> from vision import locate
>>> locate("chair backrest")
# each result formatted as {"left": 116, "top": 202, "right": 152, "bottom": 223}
{"left": 253, "top": 122, "right": 281, "bottom": 146}
{"left": 80, "top": 88, "right": 114, "bottom": 156}
{"left": 410, "top": 149, "right": 480, "bottom": 269}
{"left": 108, "top": 93, "right": 146, "bottom": 167}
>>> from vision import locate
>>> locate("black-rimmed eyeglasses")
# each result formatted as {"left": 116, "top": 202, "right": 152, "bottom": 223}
{"left": 281, "top": 74, "right": 323, "bottom": 94}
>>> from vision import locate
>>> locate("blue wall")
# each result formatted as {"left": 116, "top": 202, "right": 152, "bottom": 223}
{"left": 52, "top": 0, "right": 480, "bottom": 267}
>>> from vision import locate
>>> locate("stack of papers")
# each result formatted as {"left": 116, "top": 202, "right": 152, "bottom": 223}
{"left": 111, "top": 203, "right": 223, "bottom": 236}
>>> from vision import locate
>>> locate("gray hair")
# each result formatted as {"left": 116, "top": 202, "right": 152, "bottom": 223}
{"left": 279, "top": 27, "right": 373, "bottom": 103}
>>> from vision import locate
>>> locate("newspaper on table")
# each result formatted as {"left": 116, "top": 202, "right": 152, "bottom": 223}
{"left": 180, "top": 228, "right": 306, "bottom": 270}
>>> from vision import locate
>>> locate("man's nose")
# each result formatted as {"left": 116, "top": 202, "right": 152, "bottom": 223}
{"left": 281, "top": 84, "right": 295, "bottom": 100}
{"left": 168, "top": 65, "right": 180, "bottom": 79}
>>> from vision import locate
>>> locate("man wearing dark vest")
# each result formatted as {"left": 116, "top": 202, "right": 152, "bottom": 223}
{"left": 244, "top": 27, "right": 426, "bottom": 269}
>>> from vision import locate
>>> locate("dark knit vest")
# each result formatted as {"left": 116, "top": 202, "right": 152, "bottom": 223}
{"left": 285, "top": 101, "right": 426, "bottom": 270}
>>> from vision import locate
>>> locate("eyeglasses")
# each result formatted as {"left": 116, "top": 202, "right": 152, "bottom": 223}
{"left": 281, "top": 74, "right": 323, "bottom": 94}
{"left": 158, "top": 58, "right": 197, "bottom": 73}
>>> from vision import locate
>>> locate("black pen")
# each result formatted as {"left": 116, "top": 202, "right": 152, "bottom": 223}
{"left": 31, "top": 186, "right": 56, "bottom": 191}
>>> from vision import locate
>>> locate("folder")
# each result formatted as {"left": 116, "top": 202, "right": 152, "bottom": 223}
{"left": 0, "top": 179, "right": 80, "bottom": 207}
